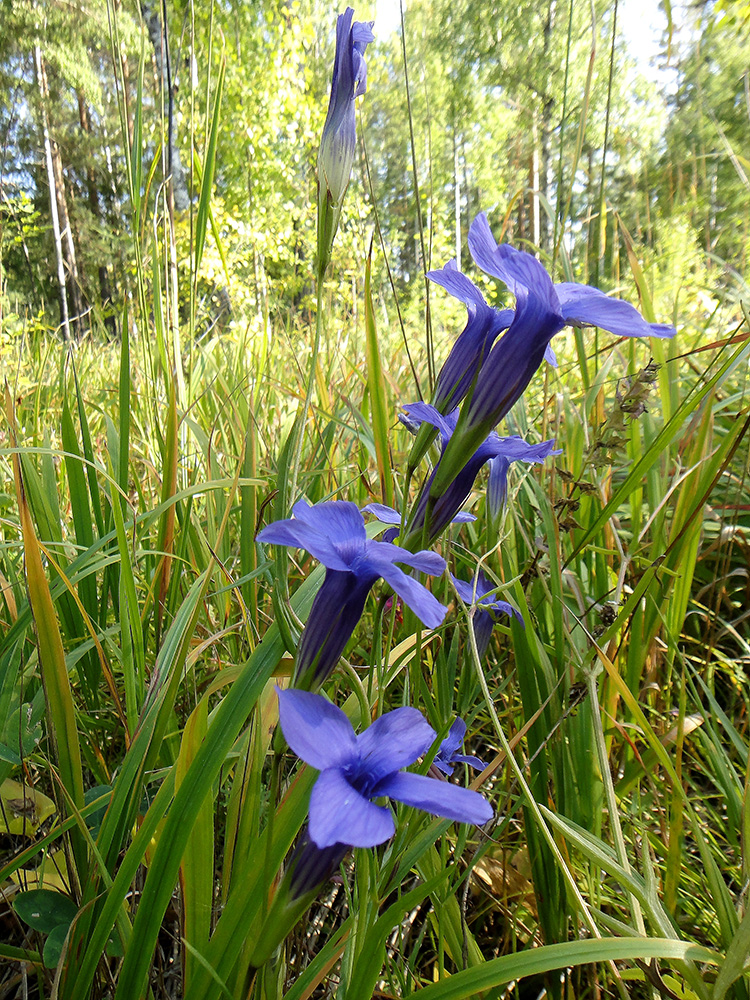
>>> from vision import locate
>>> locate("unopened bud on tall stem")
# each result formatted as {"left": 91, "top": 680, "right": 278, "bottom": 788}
{"left": 316, "top": 7, "right": 374, "bottom": 278}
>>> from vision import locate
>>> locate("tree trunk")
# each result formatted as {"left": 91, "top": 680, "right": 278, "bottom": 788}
{"left": 36, "top": 48, "right": 87, "bottom": 336}
{"left": 142, "top": 0, "right": 189, "bottom": 212}
{"left": 55, "top": 154, "right": 86, "bottom": 337}
{"left": 530, "top": 113, "right": 541, "bottom": 249}
{"left": 539, "top": 0, "right": 556, "bottom": 252}
{"left": 34, "top": 45, "right": 71, "bottom": 341}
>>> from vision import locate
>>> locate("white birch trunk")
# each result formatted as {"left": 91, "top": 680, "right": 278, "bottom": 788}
{"left": 34, "top": 44, "right": 71, "bottom": 341}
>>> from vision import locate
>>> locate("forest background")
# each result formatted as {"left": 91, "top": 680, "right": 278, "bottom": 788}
{"left": 5, "top": 0, "right": 750, "bottom": 349}
{"left": 2, "top": 0, "right": 750, "bottom": 998}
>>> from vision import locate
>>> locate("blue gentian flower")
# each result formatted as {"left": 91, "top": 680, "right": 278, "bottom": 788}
{"left": 404, "top": 261, "right": 514, "bottom": 473}
{"left": 399, "top": 402, "right": 559, "bottom": 545}
{"left": 277, "top": 688, "right": 493, "bottom": 848}
{"left": 468, "top": 212, "right": 676, "bottom": 341}
{"left": 433, "top": 717, "right": 487, "bottom": 775}
{"left": 484, "top": 435, "right": 563, "bottom": 514}
{"left": 426, "top": 260, "right": 515, "bottom": 414}
{"left": 428, "top": 212, "right": 675, "bottom": 498}
{"left": 452, "top": 570, "right": 524, "bottom": 662}
{"left": 317, "top": 8, "right": 374, "bottom": 273}
{"left": 257, "top": 500, "right": 446, "bottom": 690}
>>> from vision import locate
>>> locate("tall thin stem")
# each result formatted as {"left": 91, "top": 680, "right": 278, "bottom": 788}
{"left": 289, "top": 270, "right": 325, "bottom": 508}
{"left": 400, "top": 0, "right": 434, "bottom": 392}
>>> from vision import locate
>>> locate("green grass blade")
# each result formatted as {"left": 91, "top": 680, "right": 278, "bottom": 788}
{"left": 713, "top": 906, "right": 750, "bottom": 1000}
{"left": 567, "top": 335, "right": 750, "bottom": 565}
{"left": 108, "top": 459, "right": 144, "bottom": 730}
{"left": 416, "top": 844, "right": 484, "bottom": 968}
{"left": 118, "top": 304, "right": 131, "bottom": 515}
{"left": 60, "top": 397, "right": 100, "bottom": 699}
{"left": 194, "top": 54, "right": 226, "bottom": 277}
{"left": 111, "top": 571, "right": 323, "bottom": 1000}
{"left": 70, "top": 357, "right": 106, "bottom": 539}
{"left": 5, "top": 386, "right": 87, "bottom": 881}
{"left": 153, "top": 377, "right": 178, "bottom": 643}
{"left": 364, "top": 240, "right": 394, "bottom": 508}
{"left": 412, "top": 938, "right": 720, "bottom": 1000}
{"left": 345, "top": 871, "right": 446, "bottom": 999}
{"left": 177, "top": 700, "right": 214, "bottom": 994}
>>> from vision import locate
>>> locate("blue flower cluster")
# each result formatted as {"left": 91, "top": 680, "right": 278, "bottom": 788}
{"left": 255, "top": 5, "right": 677, "bottom": 918}
{"left": 398, "top": 401, "right": 561, "bottom": 545}
{"left": 421, "top": 211, "right": 676, "bottom": 510}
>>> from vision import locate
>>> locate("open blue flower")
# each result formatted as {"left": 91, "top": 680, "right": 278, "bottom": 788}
{"left": 405, "top": 261, "right": 516, "bottom": 473}
{"left": 468, "top": 212, "right": 676, "bottom": 341}
{"left": 318, "top": 8, "right": 374, "bottom": 206}
{"left": 426, "top": 260, "right": 515, "bottom": 414}
{"left": 277, "top": 688, "right": 493, "bottom": 848}
{"left": 428, "top": 213, "right": 675, "bottom": 499}
{"left": 433, "top": 717, "right": 487, "bottom": 775}
{"left": 399, "top": 402, "right": 559, "bottom": 545}
{"left": 257, "top": 500, "right": 446, "bottom": 690}
{"left": 452, "top": 570, "right": 524, "bottom": 662}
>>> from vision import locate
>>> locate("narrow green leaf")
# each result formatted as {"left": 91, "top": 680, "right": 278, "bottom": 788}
{"left": 60, "top": 397, "right": 99, "bottom": 697}
{"left": 108, "top": 570, "right": 323, "bottom": 1000}
{"left": 177, "top": 700, "right": 214, "bottom": 994}
{"left": 194, "top": 54, "right": 226, "bottom": 276}
{"left": 108, "top": 462, "right": 144, "bottom": 728}
{"left": 712, "top": 903, "right": 750, "bottom": 1000}
{"left": 566, "top": 335, "right": 750, "bottom": 565}
{"left": 281, "top": 919, "right": 352, "bottom": 1000}
{"left": 5, "top": 386, "right": 87, "bottom": 878}
{"left": 131, "top": 42, "right": 144, "bottom": 222}
{"left": 70, "top": 357, "right": 106, "bottom": 539}
{"left": 118, "top": 305, "right": 131, "bottom": 515}
{"left": 416, "top": 844, "right": 483, "bottom": 968}
{"left": 346, "top": 872, "right": 446, "bottom": 999}
{"left": 153, "top": 377, "right": 178, "bottom": 642}
{"left": 364, "top": 240, "right": 394, "bottom": 508}
{"left": 413, "top": 938, "right": 719, "bottom": 1000}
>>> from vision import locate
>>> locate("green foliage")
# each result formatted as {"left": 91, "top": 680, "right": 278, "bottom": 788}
{"left": 661, "top": 4, "right": 750, "bottom": 280}
{"left": 13, "top": 888, "right": 79, "bottom": 967}
{"left": 2, "top": 2, "right": 750, "bottom": 999}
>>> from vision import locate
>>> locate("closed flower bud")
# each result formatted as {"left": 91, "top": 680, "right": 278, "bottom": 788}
{"left": 316, "top": 8, "right": 374, "bottom": 275}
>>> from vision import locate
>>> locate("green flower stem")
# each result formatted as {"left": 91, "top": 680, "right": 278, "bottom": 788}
{"left": 370, "top": 595, "right": 387, "bottom": 706}
{"left": 289, "top": 267, "right": 326, "bottom": 510}
{"left": 339, "top": 658, "right": 371, "bottom": 729}
{"left": 316, "top": 185, "right": 339, "bottom": 282}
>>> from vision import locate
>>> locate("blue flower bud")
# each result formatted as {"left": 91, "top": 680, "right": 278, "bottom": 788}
{"left": 318, "top": 10, "right": 373, "bottom": 204}
{"left": 316, "top": 9, "right": 374, "bottom": 275}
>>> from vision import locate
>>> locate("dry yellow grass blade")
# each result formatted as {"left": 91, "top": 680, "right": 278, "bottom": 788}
{"left": 4, "top": 382, "right": 87, "bottom": 882}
